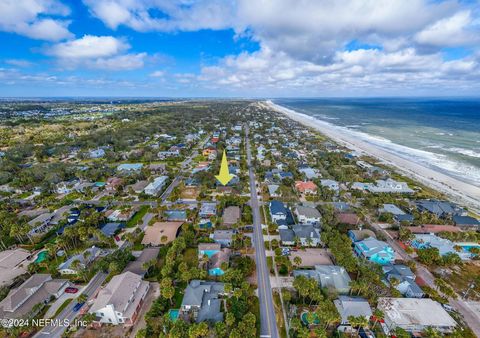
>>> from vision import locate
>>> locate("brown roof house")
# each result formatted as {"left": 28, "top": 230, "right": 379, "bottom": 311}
{"left": 222, "top": 206, "right": 241, "bottom": 227}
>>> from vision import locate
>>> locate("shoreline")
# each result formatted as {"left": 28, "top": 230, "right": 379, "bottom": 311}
{"left": 262, "top": 100, "right": 480, "bottom": 213}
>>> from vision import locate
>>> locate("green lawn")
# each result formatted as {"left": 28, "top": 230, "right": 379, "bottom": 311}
{"left": 183, "top": 247, "right": 198, "bottom": 268}
{"left": 126, "top": 205, "right": 150, "bottom": 228}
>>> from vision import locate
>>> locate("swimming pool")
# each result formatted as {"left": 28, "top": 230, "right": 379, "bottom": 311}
{"left": 300, "top": 311, "right": 320, "bottom": 325}
{"left": 35, "top": 251, "right": 48, "bottom": 264}
{"left": 201, "top": 250, "right": 219, "bottom": 258}
{"left": 209, "top": 268, "right": 225, "bottom": 276}
{"left": 169, "top": 309, "right": 179, "bottom": 321}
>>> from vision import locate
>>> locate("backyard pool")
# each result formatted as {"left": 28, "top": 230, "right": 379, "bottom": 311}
{"left": 300, "top": 311, "right": 320, "bottom": 325}
{"left": 169, "top": 309, "right": 179, "bottom": 321}
{"left": 35, "top": 251, "right": 48, "bottom": 263}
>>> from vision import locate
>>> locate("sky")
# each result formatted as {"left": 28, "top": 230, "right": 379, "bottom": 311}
{"left": 1, "top": 0, "right": 480, "bottom": 97}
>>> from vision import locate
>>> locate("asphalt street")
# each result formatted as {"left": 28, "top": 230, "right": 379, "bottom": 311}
{"left": 246, "top": 126, "right": 279, "bottom": 338}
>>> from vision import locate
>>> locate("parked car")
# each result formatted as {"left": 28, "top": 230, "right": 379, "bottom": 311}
{"left": 65, "top": 287, "right": 79, "bottom": 294}
{"left": 72, "top": 302, "right": 85, "bottom": 312}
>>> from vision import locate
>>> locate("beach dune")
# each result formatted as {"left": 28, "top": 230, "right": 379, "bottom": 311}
{"left": 263, "top": 100, "right": 480, "bottom": 213}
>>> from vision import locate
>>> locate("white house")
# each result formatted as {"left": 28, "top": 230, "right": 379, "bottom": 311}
{"left": 295, "top": 206, "right": 321, "bottom": 225}
{"left": 320, "top": 179, "right": 340, "bottom": 192}
{"left": 144, "top": 176, "right": 168, "bottom": 196}
{"left": 89, "top": 271, "right": 149, "bottom": 326}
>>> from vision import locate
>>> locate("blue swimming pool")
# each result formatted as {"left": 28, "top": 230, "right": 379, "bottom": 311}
{"left": 201, "top": 250, "right": 219, "bottom": 258}
{"left": 169, "top": 309, "right": 179, "bottom": 321}
{"left": 209, "top": 268, "right": 225, "bottom": 276}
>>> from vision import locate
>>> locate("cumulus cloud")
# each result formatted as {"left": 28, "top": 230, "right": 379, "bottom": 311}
{"left": 83, "top": 0, "right": 235, "bottom": 32}
{"left": 150, "top": 70, "right": 165, "bottom": 77}
{"left": 0, "top": 0, "right": 72, "bottom": 41}
{"left": 47, "top": 35, "right": 145, "bottom": 70}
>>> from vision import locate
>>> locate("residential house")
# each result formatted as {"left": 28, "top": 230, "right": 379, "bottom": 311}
{"left": 348, "top": 229, "right": 376, "bottom": 242}
{"left": 144, "top": 176, "right": 168, "bottom": 196}
{"left": 382, "top": 264, "right": 424, "bottom": 298}
{"left": 0, "top": 248, "right": 32, "bottom": 287}
{"left": 106, "top": 208, "right": 136, "bottom": 222}
{"left": 28, "top": 212, "right": 54, "bottom": 236}
{"left": 269, "top": 200, "right": 288, "bottom": 224}
{"left": 58, "top": 246, "right": 100, "bottom": 275}
{"left": 295, "top": 205, "right": 321, "bottom": 225}
{"left": 100, "top": 222, "right": 124, "bottom": 237}
{"left": 299, "top": 166, "right": 320, "bottom": 179}
{"left": 222, "top": 206, "right": 241, "bottom": 227}
{"left": 453, "top": 215, "right": 479, "bottom": 230}
{"left": 123, "top": 247, "right": 160, "bottom": 277}
{"left": 180, "top": 280, "right": 225, "bottom": 323}
{"left": 352, "top": 179, "right": 414, "bottom": 194}
{"left": 211, "top": 230, "right": 236, "bottom": 247}
{"left": 127, "top": 180, "right": 149, "bottom": 194}
{"left": 89, "top": 148, "right": 105, "bottom": 158}
{"left": 0, "top": 274, "right": 69, "bottom": 321}
{"left": 378, "top": 298, "right": 457, "bottom": 333}
{"left": 411, "top": 234, "right": 471, "bottom": 260}
{"left": 208, "top": 248, "right": 231, "bottom": 276}
{"left": 280, "top": 224, "right": 320, "bottom": 246}
{"left": 164, "top": 210, "right": 188, "bottom": 222}
{"left": 336, "top": 212, "right": 360, "bottom": 226}
{"left": 415, "top": 200, "right": 464, "bottom": 218}
{"left": 354, "top": 237, "right": 395, "bottom": 265}
{"left": 334, "top": 296, "right": 372, "bottom": 326}
{"left": 293, "top": 265, "right": 351, "bottom": 294}
{"left": 295, "top": 181, "right": 318, "bottom": 194}
{"left": 267, "top": 184, "right": 281, "bottom": 197}
{"left": 89, "top": 271, "right": 149, "bottom": 326}
{"left": 157, "top": 150, "right": 180, "bottom": 159}
{"left": 117, "top": 163, "right": 143, "bottom": 173}
{"left": 320, "top": 179, "right": 340, "bottom": 192}
{"left": 199, "top": 202, "right": 217, "bottom": 218}
{"left": 106, "top": 177, "right": 123, "bottom": 192}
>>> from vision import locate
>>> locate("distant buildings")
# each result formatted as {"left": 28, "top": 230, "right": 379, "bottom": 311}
{"left": 90, "top": 271, "right": 149, "bottom": 326}
{"left": 352, "top": 179, "right": 414, "bottom": 194}
{"left": 117, "top": 163, "right": 143, "bottom": 173}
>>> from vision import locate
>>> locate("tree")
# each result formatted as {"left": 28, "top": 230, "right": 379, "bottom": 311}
{"left": 188, "top": 322, "right": 209, "bottom": 337}
{"left": 293, "top": 256, "right": 302, "bottom": 267}
{"left": 160, "top": 277, "right": 175, "bottom": 305}
{"left": 398, "top": 226, "right": 414, "bottom": 242}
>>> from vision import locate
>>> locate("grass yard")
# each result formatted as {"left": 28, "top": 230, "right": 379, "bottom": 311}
{"left": 126, "top": 205, "right": 150, "bottom": 227}
{"left": 443, "top": 263, "right": 480, "bottom": 300}
{"left": 183, "top": 247, "right": 198, "bottom": 268}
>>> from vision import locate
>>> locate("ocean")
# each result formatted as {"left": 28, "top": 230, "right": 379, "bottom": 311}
{"left": 273, "top": 98, "right": 480, "bottom": 187}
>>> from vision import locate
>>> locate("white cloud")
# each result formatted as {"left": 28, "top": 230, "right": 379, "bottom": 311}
{"left": 415, "top": 10, "right": 479, "bottom": 47}
{"left": 83, "top": 0, "right": 235, "bottom": 32}
{"left": 0, "top": 0, "right": 72, "bottom": 41}
{"left": 47, "top": 35, "right": 145, "bottom": 70}
{"left": 150, "top": 70, "right": 165, "bottom": 77}
{"left": 5, "top": 59, "right": 33, "bottom": 67}
{"left": 48, "top": 35, "right": 129, "bottom": 59}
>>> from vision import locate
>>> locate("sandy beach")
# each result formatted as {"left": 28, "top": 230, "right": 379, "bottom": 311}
{"left": 263, "top": 100, "right": 480, "bottom": 213}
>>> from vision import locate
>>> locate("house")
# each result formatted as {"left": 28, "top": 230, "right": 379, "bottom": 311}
{"left": 144, "top": 176, "right": 168, "bottom": 195}
{"left": 106, "top": 177, "right": 123, "bottom": 192}
{"left": 295, "top": 181, "right": 318, "bottom": 194}
{"left": 127, "top": 180, "right": 149, "bottom": 194}
{"left": 292, "top": 224, "right": 321, "bottom": 246}
{"left": 293, "top": 265, "right": 351, "bottom": 294}
{"left": 222, "top": 206, "right": 241, "bottom": 227}
{"left": 348, "top": 229, "right": 376, "bottom": 242}
{"left": 267, "top": 184, "right": 281, "bottom": 197}
{"left": 408, "top": 224, "right": 461, "bottom": 234}
{"left": 336, "top": 212, "right": 360, "bottom": 226}
{"left": 378, "top": 298, "right": 457, "bottom": 333}
{"left": 415, "top": 200, "right": 463, "bottom": 218}
{"left": 100, "top": 222, "right": 124, "bottom": 237}
{"left": 0, "top": 274, "right": 69, "bottom": 321}
{"left": 299, "top": 166, "right": 319, "bottom": 179}
{"left": 453, "top": 215, "right": 479, "bottom": 230}
{"left": 199, "top": 202, "right": 217, "bottom": 218}
{"left": 354, "top": 237, "right": 395, "bottom": 265}
{"left": 27, "top": 212, "right": 54, "bottom": 236}
{"left": 89, "top": 271, "right": 149, "bottom": 326}
{"left": 208, "top": 248, "right": 231, "bottom": 276}
{"left": 279, "top": 228, "right": 296, "bottom": 246}
{"left": 379, "top": 204, "right": 406, "bottom": 216}
{"left": 117, "top": 163, "right": 143, "bottom": 173}
{"left": 123, "top": 247, "right": 160, "bottom": 276}
{"left": 0, "top": 248, "right": 31, "bottom": 287}
{"left": 411, "top": 234, "right": 471, "bottom": 260}
{"left": 382, "top": 264, "right": 424, "bottom": 298}
{"left": 180, "top": 280, "right": 224, "bottom": 323}
{"left": 198, "top": 243, "right": 221, "bottom": 258}
{"left": 352, "top": 179, "right": 414, "bottom": 194}
{"left": 89, "top": 148, "right": 105, "bottom": 158}
{"left": 320, "top": 179, "right": 339, "bottom": 192}
{"left": 157, "top": 150, "right": 180, "bottom": 159}
{"left": 106, "top": 208, "right": 136, "bottom": 222}
{"left": 334, "top": 296, "right": 372, "bottom": 326}
{"left": 269, "top": 200, "right": 288, "bottom": 223}
{"left": 211, "top": 230, "right": 236, "bottom": 247}
{"left": 164, "top": 210, "right": 188, "bottom": 222}
{"left": 58, "top": 246, "right": 100, "bottom": 274}
{"left": 141, "top": 221, "right": 183, "bottom": 245}
{"left": 295, "top": 205, "right": 321, "bottom": 225}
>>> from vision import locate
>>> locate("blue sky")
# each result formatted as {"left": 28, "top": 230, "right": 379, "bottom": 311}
{"left": 1, "top": 0, "right": 480, "bottom": 97}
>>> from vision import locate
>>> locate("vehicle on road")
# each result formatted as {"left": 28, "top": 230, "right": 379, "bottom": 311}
{"left": 72, "top": 302, "right": 85, "bottom": 312}
{"left": 65, "top": 287, "right": 79, "bottom": 294}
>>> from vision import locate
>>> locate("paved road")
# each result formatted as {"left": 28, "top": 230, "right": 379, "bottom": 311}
{"left": 34, "top": 272, "right": 107, "bottom": 338}
{"left": 371, "top": 222, "right": 480, "bottom": 336}
{"left": 246, "top": 126, "right": 279, "bottom": 338}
